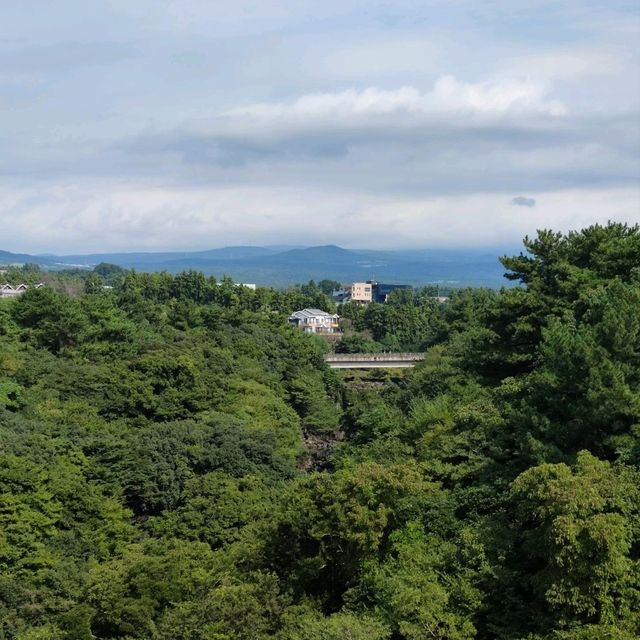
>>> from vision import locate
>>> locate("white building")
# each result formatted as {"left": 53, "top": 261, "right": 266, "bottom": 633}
{"left": 0, "top": 283, "right": 44, "bottom": 298}
{"left": 288, "top": 308, "right": 340, "bottom": 334}
{"left": 216, "top": 282, "right": 256, "bottom": 290}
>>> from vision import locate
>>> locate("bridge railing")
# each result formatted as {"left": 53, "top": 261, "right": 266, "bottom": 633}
{"left": 324, "top": 352, "right": 425, "bottom": 362}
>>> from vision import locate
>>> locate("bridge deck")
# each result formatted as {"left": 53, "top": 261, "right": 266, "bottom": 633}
{"left": 324, "top": 352, "right": 425, "bottom": 369}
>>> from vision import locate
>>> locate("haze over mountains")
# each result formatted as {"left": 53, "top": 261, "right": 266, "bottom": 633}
{"left": 0, "top": 244, "right": 514, "bottom": 288}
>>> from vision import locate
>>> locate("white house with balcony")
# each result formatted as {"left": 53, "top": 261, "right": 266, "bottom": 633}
{"left": 288, "top": 308, "right": 340, "bottom": 334}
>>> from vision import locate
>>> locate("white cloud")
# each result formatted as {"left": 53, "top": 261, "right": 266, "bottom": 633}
{"left": 227, "top": 76, "right": 567, "bottom": 126}
{"left": 430, "top": 76, "right": 566, "bottom": 116}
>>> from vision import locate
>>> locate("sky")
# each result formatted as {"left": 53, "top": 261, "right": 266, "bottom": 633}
{"left": 1, "top": 0, "right": 639, "bottom": 253}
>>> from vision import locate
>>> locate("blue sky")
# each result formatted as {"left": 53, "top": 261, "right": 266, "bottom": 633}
{"left": 1, "top": 0, "right": 639, "bottom": 253}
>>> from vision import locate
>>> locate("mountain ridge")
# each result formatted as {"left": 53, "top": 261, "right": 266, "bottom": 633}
{"left": 1, "top": 244, "right": 512, "bottom": 288}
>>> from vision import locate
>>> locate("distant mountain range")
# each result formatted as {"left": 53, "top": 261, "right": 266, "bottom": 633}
{"left": 0, "top": 244, "right": 517, "bottom": 288}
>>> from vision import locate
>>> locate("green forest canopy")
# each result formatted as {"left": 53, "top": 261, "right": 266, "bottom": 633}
{"left": 1, "top": 222, "right": 639, "bottom": 639}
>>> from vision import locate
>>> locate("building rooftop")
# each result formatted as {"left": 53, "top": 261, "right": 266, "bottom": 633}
{"left": 290, "top": 308, "right": 338, "bottom": 318}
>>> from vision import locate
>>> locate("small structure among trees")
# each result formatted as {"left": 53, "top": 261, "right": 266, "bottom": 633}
{"left": 288, "top": 308, "right": 341, "bottom": 334}
{"left": 0, "top": 282, "right": 44, "bottom": 298}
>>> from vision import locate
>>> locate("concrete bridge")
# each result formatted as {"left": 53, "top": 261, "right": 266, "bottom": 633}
{"left": 324, "top": 352, "right": 425, "bottom": 369}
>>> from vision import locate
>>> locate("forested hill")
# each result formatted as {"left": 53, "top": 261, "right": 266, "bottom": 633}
{"left": 1, "top": 223, "right": 639, "bottom": 639}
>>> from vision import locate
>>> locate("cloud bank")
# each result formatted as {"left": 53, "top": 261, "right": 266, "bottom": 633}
{"left": 0, "top": 0, "right": 638, "bottom": 252}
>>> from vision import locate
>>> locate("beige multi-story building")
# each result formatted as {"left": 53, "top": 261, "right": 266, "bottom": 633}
{"left": 348, "top": 282, "right": 373, "bottom": 303}
{"left": 333, "top": 280, "right": 413, "bottom": 304}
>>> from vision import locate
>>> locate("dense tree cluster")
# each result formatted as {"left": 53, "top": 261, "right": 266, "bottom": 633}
{"left": 337, "top": 286, "right": 497, "bottom": 352}
{"left": 1, "top": 222, "right": 638, "bottom": 639}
